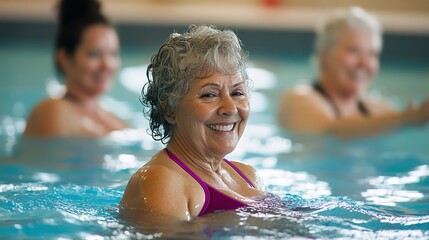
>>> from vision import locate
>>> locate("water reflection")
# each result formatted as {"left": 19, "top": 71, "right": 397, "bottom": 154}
{"left": 259, "top": 169, "right": 331, "bottom": 198}
{"left": 3, "top": 136, "right": 149, "bottom": 187}
{"left": 361, "top": 164, "right": 428, "bottom": 206}
{"left": 119, "top": 65, "right": 148, "bottom": 94}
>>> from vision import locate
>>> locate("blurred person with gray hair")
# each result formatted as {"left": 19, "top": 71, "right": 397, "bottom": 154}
{"left": 278, "top": 7, "right": 429, "bottom": 138}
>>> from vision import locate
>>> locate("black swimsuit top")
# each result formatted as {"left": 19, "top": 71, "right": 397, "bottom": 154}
{"left": 312, "top": 82, "right": 370, "bottom": 118}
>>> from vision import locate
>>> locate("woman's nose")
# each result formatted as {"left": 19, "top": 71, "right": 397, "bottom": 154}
{"left": 218, "top": 95, "right": 238, "bottom": 116}
{"left": 101, "top": 55, "right": 119, "bottom": 71}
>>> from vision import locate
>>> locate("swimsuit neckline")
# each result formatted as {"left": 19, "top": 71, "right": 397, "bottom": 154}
{"left": 165, "top": 148, "right": 254, "bottom": 216}
{"left": 312, "top": 81, "right": 370, "bottom": 117}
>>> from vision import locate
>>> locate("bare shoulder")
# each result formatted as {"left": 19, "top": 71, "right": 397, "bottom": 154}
{"left": 278, "top": 83, "right": 334, "bottom": 132}
{"left": 122, "top": 159, "right": 186, "bottom": 205}
{"left": 138, "top": 162, "right": 184, "bottom": 186}
{"left": 134, "top": 151, "right": 185, "bottom": 184}
{"left": 29, "top": 98, "right": 76, "bottom": 120}
{"left": 228, "top": 160, "right": 265, "bottom": 191}
{"left": 33, "top": 98, "right": 70, "bottom": 111}
{"left": 24, "top": 98, "right": 75, "bottom": 137}
{"left": 121, "top": 153, "right": 192, "bottom": 219}
{"left": 280, "top": 84, "right": 327, "bottom": 109}
{"left": 288, "top": 84, "right": 315, "bottom": 96}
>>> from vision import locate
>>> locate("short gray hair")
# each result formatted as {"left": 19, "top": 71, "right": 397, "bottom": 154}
{"left": 314, "top": 7, "right": 382, "bottom": 68}
{"left": 141, "top": 25, "right": 249, "bottom": 143}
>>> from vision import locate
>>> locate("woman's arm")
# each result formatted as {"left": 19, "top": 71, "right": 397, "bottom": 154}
{"left": 278, "top": 88, "right": 429, "bottom": 138}
{"left": 330, "top": 102, "right": 429, "bottom": 138}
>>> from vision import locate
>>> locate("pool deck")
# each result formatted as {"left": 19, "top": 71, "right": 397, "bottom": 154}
{"left": 0, "top": 0, "right": 428, "bottom": 35}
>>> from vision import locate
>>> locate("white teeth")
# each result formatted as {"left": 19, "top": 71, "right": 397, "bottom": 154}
{"left": 208, "top": 124, "right": 234, "bottom": 132}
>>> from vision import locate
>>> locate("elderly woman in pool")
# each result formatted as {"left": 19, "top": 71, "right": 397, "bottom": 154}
{"left": 278, "top": 7, "right": 429, "bottom": 138}
{"left": 120, "top": 26, "right": 264, "bottom": 220}
{"left": 23, "top": 0, "right": 127, "bottom": 137}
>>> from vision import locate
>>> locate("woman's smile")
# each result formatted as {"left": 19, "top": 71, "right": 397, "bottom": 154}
{"left": 207, "top": 122, "right": 237, "bottom": 132}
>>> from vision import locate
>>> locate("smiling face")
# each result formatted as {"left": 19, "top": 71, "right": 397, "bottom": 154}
{"left": 169, "top": 72, "right": 250, "bottom": 158}
{"left": 61, "top": 24, "right": 120, "bottom": 96}
{"left": 321, "top": 28, "right": 380, "bottom": 97}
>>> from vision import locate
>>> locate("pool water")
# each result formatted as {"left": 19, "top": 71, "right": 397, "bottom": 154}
{"left": 1, "top": 36, "right": 429, "bottom": 239}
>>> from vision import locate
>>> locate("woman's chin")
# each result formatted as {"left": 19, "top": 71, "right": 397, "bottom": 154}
{"left": 87, "top": 84, "right": 112, "bottom": 95}
{"left": 211, "top": 142, "right": 238, "bottom": 156}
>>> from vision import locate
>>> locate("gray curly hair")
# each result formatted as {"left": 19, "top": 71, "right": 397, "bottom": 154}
{"left": 314, "top": 6, "right": 382, "bottom": 70}
{"left": 141, "top": 25, "right": 249, "bottom": 143}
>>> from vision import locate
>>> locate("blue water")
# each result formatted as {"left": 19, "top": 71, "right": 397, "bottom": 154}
{"left": 1, "top": 38, "right": 429, "bottom": 239}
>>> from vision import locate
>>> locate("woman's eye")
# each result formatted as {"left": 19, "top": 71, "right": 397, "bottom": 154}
{"left": 201, "top": 92, "right": 217, "bottom": 98}
{"left": 88, "top": 51, "right": 101, "bottom": 58}
{"left": 232, "top": 91, "right": 245, "bottom": 97}
{"left": 346, "top": 46, "right": 360, "bottom": 55}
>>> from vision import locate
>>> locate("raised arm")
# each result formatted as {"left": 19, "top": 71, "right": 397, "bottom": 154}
{"left": 330, "top": 100, "right": 429, "bottom": 138}
{"left": 278, "top": 88, "right": 429, "bottom": 138}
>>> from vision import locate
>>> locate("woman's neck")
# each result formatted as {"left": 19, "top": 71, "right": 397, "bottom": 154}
{"left": 318, "top": 76, "right": 365, "bottom": 117}
{"left": 167, "top": 137, "right": 224, "bottom": 174}
{"left": 319, "top": 76, "right": 359, "bottom": 104}
{"left": 64, "top": 84, "right": 100, "bottom": 110}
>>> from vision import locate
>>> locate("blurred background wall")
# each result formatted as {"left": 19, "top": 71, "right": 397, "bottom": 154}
{"left": 0, "top": 0, "right": 428, "bottom": 59}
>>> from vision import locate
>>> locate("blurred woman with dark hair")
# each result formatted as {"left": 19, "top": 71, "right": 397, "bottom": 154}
{"left": 24, "top": 0, "right": 127, "bottom": 137}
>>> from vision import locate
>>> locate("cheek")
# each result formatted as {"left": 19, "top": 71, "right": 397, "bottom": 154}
{"left": 370, "top": 59, "right": 379, "bottom": 73}
{"left": 75, "top": 57, "right": 97, "bottom": 74}
{"left": 182, "top": 103, "right": 213, "bottom": 124}
{"left": 194, "top": 106, "right": 214, "bottom": 122}
{"left": 112, "top": 58, "right": 120, "bottom": 71}
{"left": 239, "top": 100, "right": 250, "bottom": 119}
{"left": 338, "top": 53, "right": 357, "bottom": 68}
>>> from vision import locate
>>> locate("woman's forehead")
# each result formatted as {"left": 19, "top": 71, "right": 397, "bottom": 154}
{"left": 193, "top": 73, "right": 243, "bottom": 87}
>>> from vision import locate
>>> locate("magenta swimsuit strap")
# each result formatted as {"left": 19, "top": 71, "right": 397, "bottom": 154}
{"left": 165, "top": 149, "right": 256, "bottom": 216}
{"left": 223, "top": 159, "right": 255, "bottom": 188}
{"left": 165, "top": 149, "right": 210, "bottom": 215}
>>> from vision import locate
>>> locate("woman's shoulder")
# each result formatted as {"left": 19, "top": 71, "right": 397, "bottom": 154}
{"left": 128, "top": 153, "right": 190, "bottom": 198}
{"left": 227, "top": 160, "right": 255, "bottom": 172}
{"left": 31, "top": 98, "right": 73, "bottom": 114}
{"left": 280, "top": 82, "right": 330, "bottom": 110}
{"left": 278, "top": 82, "right": 335, "bottom": 131}
{"left": 284, "top": 83, "right": 315, "bottom": 96}
{"left": 280, "top": 83, "right": 324, "bottom": 105}
{"left": 227, "top": 160, "right": 264, "bottom": 190}
{"left": 24, "top": 98, "right": 77, "bottom": 137}
{"left": 135, "top": 163, "right": 183, "bottom": 184}
{"left": 141, "top": 151, "right": 187, "bottom": 181}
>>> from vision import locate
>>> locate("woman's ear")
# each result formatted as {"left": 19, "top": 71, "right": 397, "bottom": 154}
{"left": 57, "top": 48, "right": 71, "bottom": 74}
{"left": 161, "top": 102, "right": 176, "bottom": 124}
{"left": 164, "top": 111, "right": 176, "bottom": 125}
{"left": 319, "top": 49, "right": 332, "bottom": 71}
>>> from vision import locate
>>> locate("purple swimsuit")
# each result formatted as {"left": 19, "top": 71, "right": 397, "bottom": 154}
{"left": 165, "top": 149, "right": 255, "bottom": 216}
